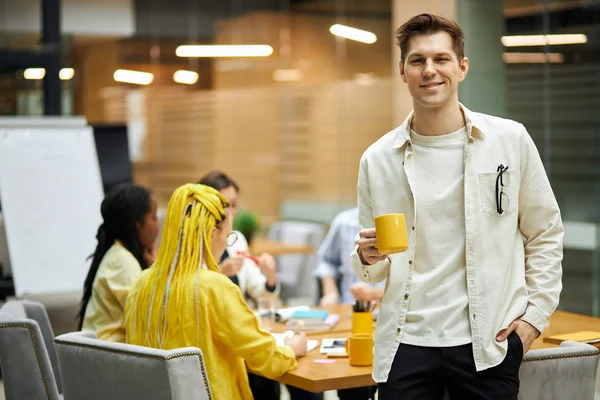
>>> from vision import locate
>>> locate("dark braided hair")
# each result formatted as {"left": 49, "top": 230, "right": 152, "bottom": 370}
{"left": 77, "top": 183, "right": 152, "bottom": 329}
{"left": 198, "top": 170, "right": 239, "bottom": 193}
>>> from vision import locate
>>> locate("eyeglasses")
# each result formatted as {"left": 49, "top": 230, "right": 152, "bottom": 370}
{"left": 495, "top": 164, "right": 510, "bottom": 215}
{"left": 227, "top": 231, "right": 239, "bottom": 247}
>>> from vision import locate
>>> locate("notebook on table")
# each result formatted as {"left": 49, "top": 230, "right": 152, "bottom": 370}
{"left": 286, "top": 314, "right": 340, "bottom": 332}
{"left": 543, "top": 331, "right": 600, "bottom": 347}
{"left": 290, "top": 309, "right": 329, "bottom": 320}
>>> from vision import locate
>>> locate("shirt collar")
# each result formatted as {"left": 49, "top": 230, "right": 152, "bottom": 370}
{"left": 392, "top": 103, "right": 486, "bottom": 149}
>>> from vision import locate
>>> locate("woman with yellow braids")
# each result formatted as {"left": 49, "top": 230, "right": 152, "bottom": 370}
{"left": 125, "top": 183, "right": 307, "bottom": 399}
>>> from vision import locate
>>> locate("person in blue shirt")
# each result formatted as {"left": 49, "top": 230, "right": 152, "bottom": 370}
{"left": 315, "top": 208, "right": 385, "bottom": 307}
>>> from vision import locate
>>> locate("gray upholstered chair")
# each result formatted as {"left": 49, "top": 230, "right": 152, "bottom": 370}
{"left": 267, "top": 220, "right": 326, "bottom": 304}
{"left": 54, "top": 331, "right": 213, "bottom": 400}
{"left": 439, "top": 340, "right": 600, "bottom": 400}
{"left": 518, "top": 340, "right": 600, "bottom": 400}
{"left": 0, "top": 300, "right": 62, "bottom": 400}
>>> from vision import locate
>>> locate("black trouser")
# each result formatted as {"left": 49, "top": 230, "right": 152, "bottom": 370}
{"left": 248, "top": 372, "right": 280, "bottom": 400}
{"left": 379, "top": 332, "right": 523, "bottom": 400}
{"left": 337, "top": 386, "right": 378, "bottom": 400}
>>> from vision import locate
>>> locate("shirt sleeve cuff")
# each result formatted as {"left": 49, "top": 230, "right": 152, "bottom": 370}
{"left": 265, "top": 283, "right": 277, "bottom": 293}
{"left": 313, "top": 262, "right": 337, "bottom": 278}
{"left": 521, "top": 304, "right": 549, "bottom": 334}
{"left": 350, "top": 245, "right": 390, "bottom": 283}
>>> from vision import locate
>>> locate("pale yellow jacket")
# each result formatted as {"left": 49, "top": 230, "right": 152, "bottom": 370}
{"left": 125, "top": 268, "right": 297, "bottom": 400}
{"left": 82, "top": 241, "right": 142, "bottom": 342}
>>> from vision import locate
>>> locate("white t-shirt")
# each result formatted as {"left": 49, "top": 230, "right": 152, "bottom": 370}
{"left": 400, "top": 126, "right": 472, "bottom": 347}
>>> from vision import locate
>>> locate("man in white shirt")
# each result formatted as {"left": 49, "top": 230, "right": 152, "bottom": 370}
{"left": 352, "top": 13, "right": 563, "bottom": 400}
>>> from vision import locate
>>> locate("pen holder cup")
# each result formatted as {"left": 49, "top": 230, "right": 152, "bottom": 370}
{"left": 352, "top": 312, "right": 373, "bottom": 335}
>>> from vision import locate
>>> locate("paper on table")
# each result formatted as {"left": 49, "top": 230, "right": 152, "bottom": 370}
{"left": 307, "top": 340, "right": 320, "bottom": 352}
{"left": 272, "top": 331, "right": 319, "bottom": 352}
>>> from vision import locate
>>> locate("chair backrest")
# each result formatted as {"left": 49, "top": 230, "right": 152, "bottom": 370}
{"left": 0, "top": 302, "right": 61, "bottom": 400}
{"left": 518, "top": 340, "right": 600, "bottom": 400}
{"left": 268, "top": 221, "right": 326, "bottom": 303}
{"left": 54, "top": 331, "right": 213, "bottom": 400}
{"left": 0, "top": 213, "right": 11, "bottom": 276}
{"left": 3, "top": 300, "right": 63, "bottom": 393}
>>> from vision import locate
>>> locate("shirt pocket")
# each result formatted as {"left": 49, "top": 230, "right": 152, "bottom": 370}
{"left": 478, "top": 171, "right": 518, "bottom": 217}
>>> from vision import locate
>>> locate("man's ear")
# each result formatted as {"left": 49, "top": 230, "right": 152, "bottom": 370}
{"left": 399, "top": 61, "right": 407, "bottom": 83}
{"left": 458, "top": 57, "right": 469, "bottom": 82}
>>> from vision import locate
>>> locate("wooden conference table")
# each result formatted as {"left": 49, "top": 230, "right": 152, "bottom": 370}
{"left": 271, "top": 305, "right": 600, "bottom": 392}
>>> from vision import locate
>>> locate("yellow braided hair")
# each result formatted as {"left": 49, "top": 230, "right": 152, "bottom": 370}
{"left": 126, "top": 183, "right": 228, "bottom": 348}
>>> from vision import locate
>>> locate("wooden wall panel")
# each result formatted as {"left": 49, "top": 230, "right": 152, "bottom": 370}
{"left": 104, "top": 77, "right": 394, "bottom": 221}
{"left": 74, "top": 40, "right": 120, "bottom": 123}
{"left": 99, "top": 10, "right": 396, "bottom": 222}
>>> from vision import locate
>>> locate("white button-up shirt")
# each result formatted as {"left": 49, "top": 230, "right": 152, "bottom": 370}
{"left": 351, "top": 105, "right": 563, "bottom": 380}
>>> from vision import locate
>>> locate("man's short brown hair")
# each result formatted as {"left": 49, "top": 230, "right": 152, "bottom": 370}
{"left": 395, "top": 13, "right": 465, "bottom": 63}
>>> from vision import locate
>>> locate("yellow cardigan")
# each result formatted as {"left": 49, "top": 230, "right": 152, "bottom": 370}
{"left": 82, "top": 241, "right": 141, "bottom": 342}
{"left": 125, "top": 268, "right": 297, "bottom": 400}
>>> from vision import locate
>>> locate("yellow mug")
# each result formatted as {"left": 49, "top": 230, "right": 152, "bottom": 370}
{"left": 352, "top": 312, "right": 373, "bottom": 335}
{"left": 344, "top": 334, "right": 374, "bottom": 366}
{"left": 374, "top": 213, "right": 408, "bottom": 254}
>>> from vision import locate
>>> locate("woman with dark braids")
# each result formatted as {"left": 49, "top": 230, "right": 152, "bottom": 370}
{"left": 78, "top": 183, "right": 159, "bottom": 342}
{"left": 125, "top": 183, "right": 307, "bottom": 400}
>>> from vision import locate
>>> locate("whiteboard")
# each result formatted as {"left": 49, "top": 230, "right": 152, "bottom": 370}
{"left": 0, "top": 116, "right": 86, "bottom": 128}
{"left": 0, "top": 126, "right": 104, "bottom": 296}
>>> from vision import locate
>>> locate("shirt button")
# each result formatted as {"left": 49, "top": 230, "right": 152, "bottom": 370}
{"left": 411, "top": 226, "right": 415, "bottom": 230}
{"left": 403, "top": 293, "right": 409, "bottom": 300}
{"left": 397, "top": 327, "right": 401, "bottom": 334}
{"left": 363, "top": 273, "right": 368, "bottom": 278}
{"left": 469, "top": 137, "right": 475, "bottom": 143}
{"left": 408, "top": 260, "right": 413, "bottom": 265}
{"left": 472, "top": 313, "right": 477, "bottom": 320}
